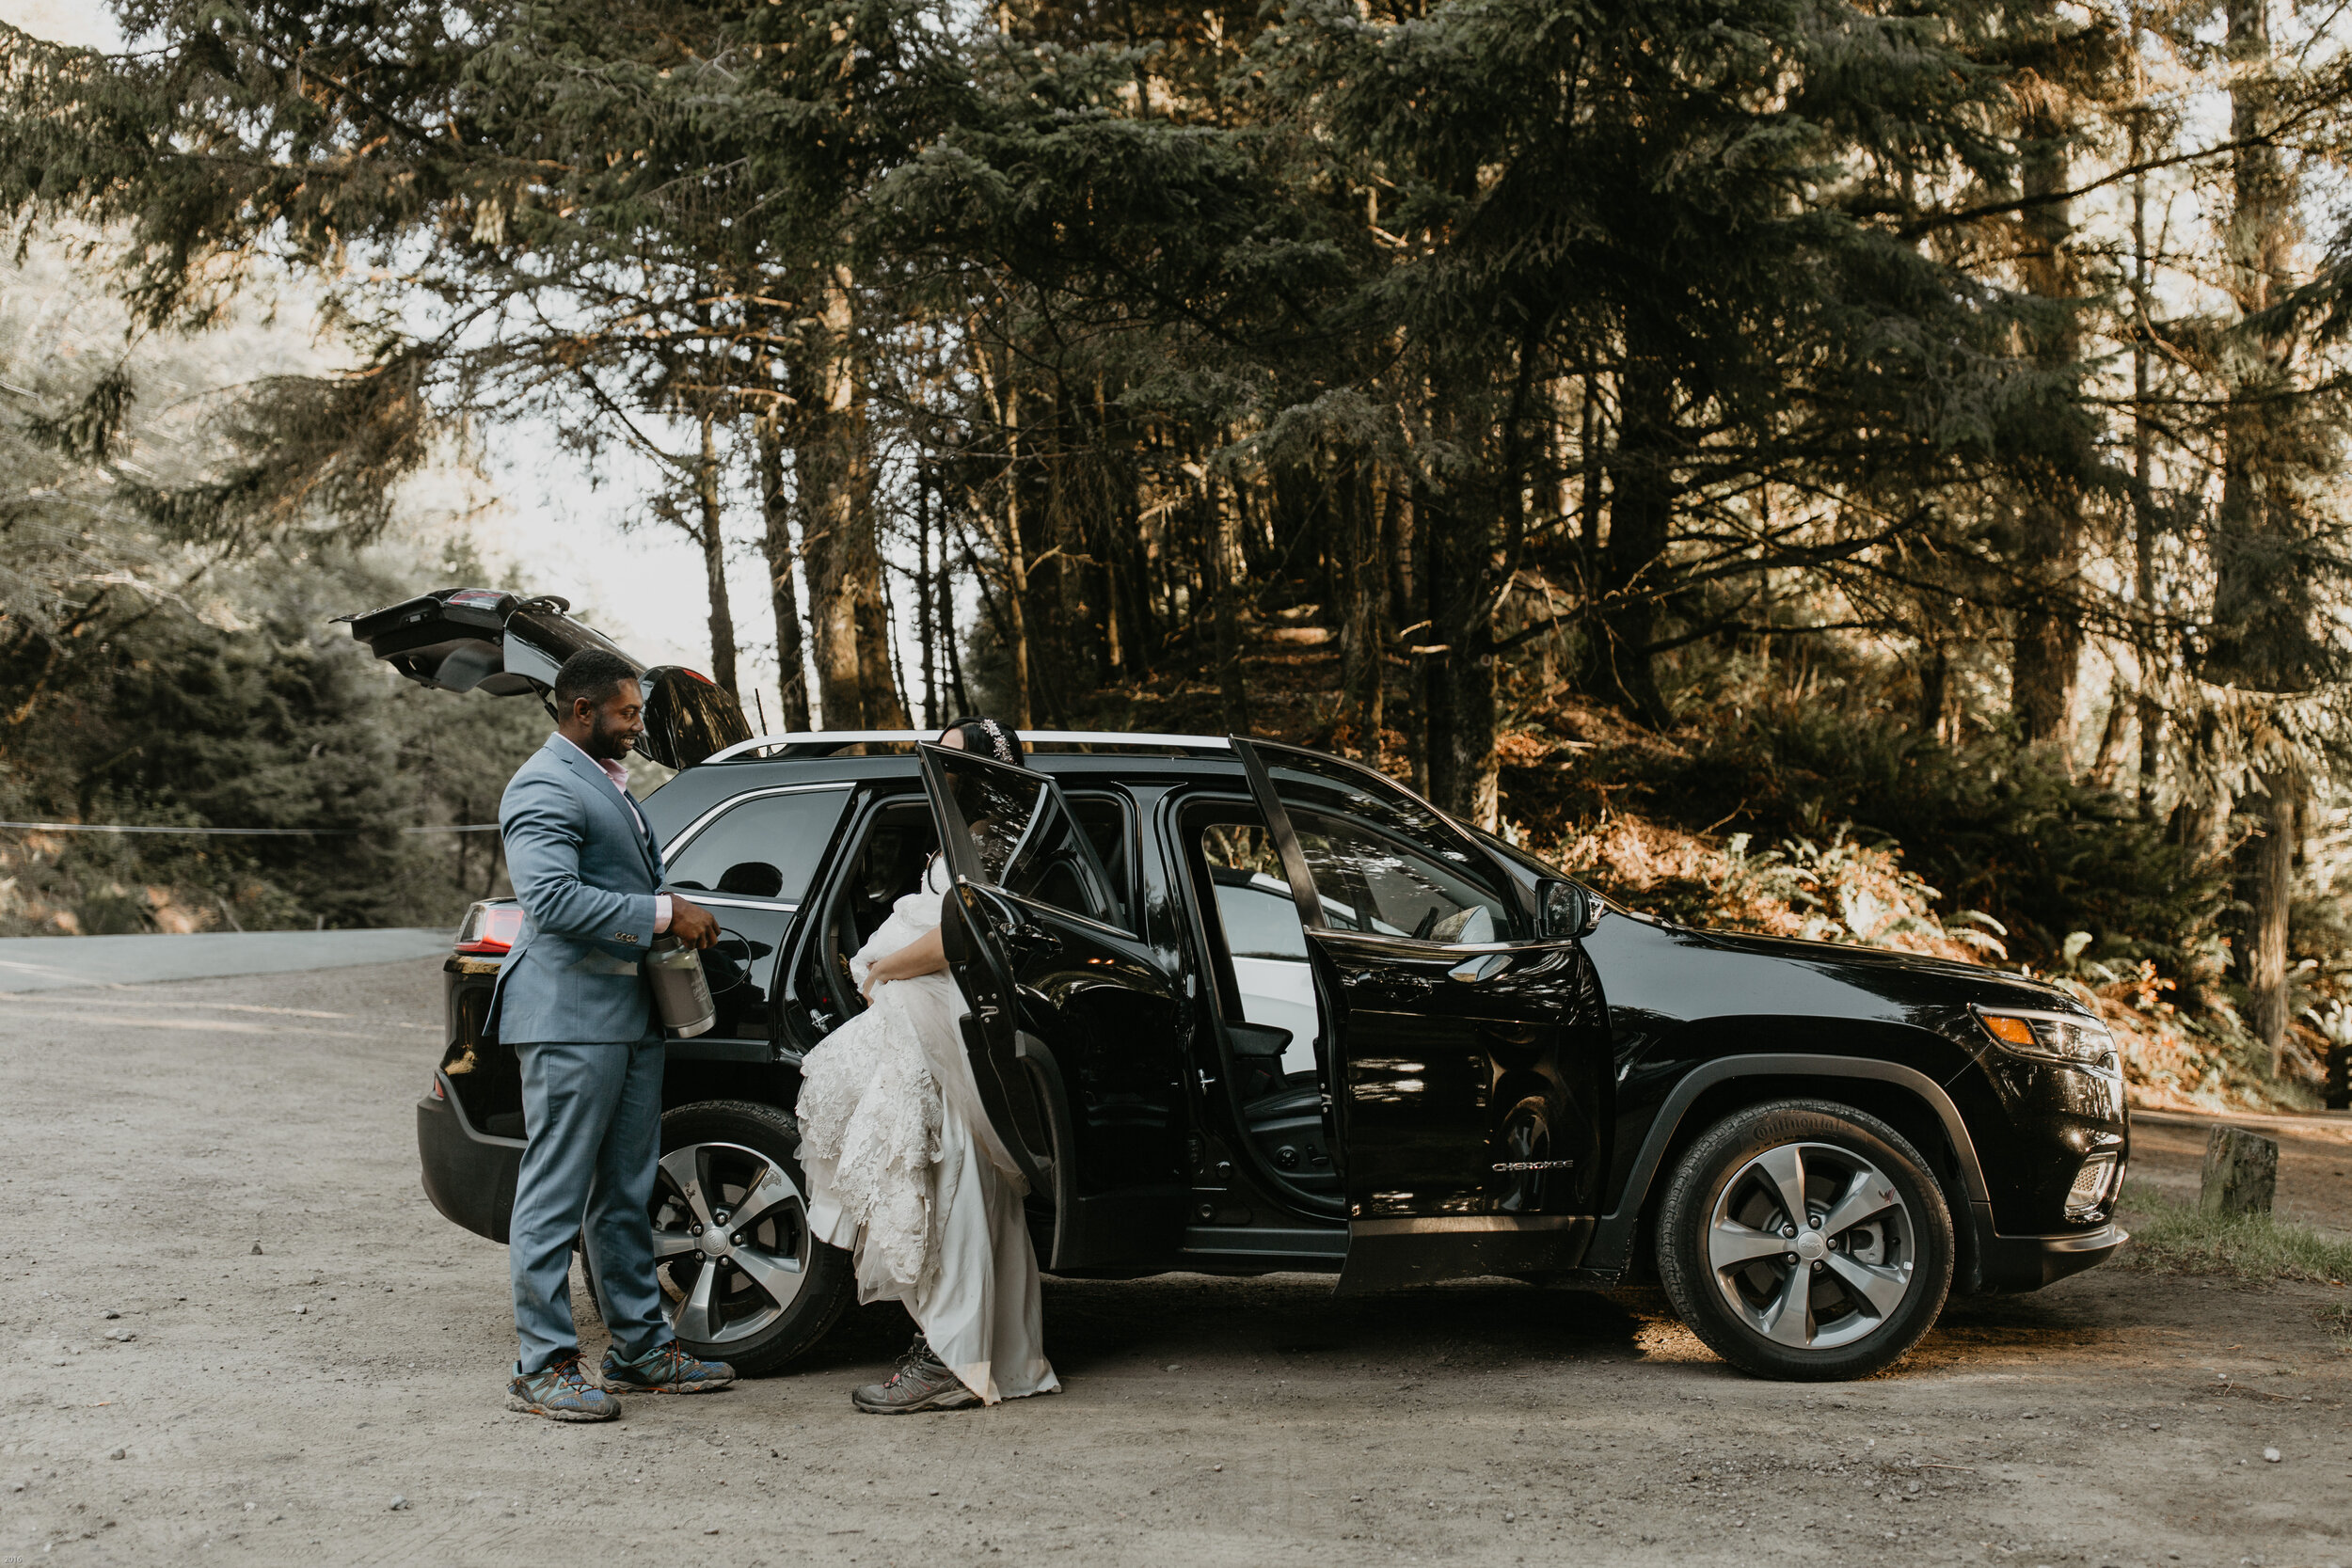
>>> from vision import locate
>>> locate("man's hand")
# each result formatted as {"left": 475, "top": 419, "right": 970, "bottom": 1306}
{"left": 668, "top": 895, "right": 721, "bottom": 950}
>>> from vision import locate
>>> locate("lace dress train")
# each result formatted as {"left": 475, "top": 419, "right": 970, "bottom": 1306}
{"left": 793, "top": 858, "right": 1059, "bottom": 1403}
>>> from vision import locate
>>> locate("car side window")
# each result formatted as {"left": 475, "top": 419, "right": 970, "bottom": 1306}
{"left": 663, "top": 786, "right": 850, "bottom": 903}
{"left": 1067, "top": 794, "right": 1136, "bottom": 931}
{"left": 928, "top": 748, "right": 1126, "bottom": 931}
{"left": 1250, "top": 746, "right": 1518, "bottom": 942}
{"left": 1199, "top": 824, "right": 1308, "bottom": 959}
{"left": 1290, "top": 809, "right": 1509, "bottom": 942}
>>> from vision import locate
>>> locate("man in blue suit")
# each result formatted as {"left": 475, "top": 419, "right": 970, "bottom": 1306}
{"left": 495, "top": 647, "right": 733, "bottom": 1420}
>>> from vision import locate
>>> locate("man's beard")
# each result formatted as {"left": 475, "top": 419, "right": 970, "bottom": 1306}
{"left": 585, "top": 710, "right": 638, "bottom": 760}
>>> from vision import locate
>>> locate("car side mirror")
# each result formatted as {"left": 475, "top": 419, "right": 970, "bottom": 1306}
{"left": 1540, "top": 880, "right": 1593, "bottom": 939}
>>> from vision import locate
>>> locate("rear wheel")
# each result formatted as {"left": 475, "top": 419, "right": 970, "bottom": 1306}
{"left": 628, "top": 1100, "right": 854, "bottom": 1376}
{"left": 1656, "top": 1099, "right": 1952, "bottom": 1381}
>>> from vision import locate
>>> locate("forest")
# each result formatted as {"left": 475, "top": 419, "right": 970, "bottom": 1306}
{"left": 1, "top": 0, "right": 2349, "bottom": 1110}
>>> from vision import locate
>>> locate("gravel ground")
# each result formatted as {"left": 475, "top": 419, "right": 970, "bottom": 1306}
{"left": 1, "top": 957, "right": 2346, "bottom": 1567}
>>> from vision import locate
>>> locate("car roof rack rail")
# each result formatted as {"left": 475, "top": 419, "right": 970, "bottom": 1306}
{"left": 703, "top": 729, "right": 1232, "bottom": 765}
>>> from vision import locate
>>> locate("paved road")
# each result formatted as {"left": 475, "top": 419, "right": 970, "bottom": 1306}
{"left": 0, "top": 958, "right": 2344, "bottom": 1566}
{"left": 0, "top": 929, "right": 453, "bottom": 992}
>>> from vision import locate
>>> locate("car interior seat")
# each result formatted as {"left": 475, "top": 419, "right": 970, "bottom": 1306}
{"left": 822, "top": 810, "right": 942, "bottom": 1021}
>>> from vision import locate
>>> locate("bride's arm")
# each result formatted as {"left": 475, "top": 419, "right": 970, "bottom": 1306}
{"left": 860, "top": 926, "right": 947, "bottom": 999}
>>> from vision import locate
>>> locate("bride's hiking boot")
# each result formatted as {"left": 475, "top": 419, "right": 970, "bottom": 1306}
{"left": 852, "top": 1334, "right": 981, "bottom": 1414}
{"left": 507, "top": 1351, "right": 619, "bottom": 1422}
{"left": 601, "top": 1339, "right": 737, "bottom": 1395}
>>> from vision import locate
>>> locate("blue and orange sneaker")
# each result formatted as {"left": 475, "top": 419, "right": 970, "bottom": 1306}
{"left": 507, "top": 1351, "right": 619, "bottom": 1421}
{"left": 600, "top": 1339, "right": 735, "bottom": 1395}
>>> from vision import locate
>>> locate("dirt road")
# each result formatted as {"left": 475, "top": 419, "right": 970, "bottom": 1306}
{"left": 1, "top": 958, "right": 2345, "bottom": 1566}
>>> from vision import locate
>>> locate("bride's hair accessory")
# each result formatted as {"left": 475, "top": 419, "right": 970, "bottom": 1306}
{"left": 942, "top": 715, "right": 1025, "bottom": 768}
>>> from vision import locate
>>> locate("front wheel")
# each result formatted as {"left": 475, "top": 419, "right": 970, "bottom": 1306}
{"left": 640, "top": 1100, "right": 855, "bottom": 1376}
{"left": 1655, "top": 1099, "right": 1953, "bottom": 1381}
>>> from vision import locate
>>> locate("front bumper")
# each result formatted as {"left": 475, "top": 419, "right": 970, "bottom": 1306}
{"left": 419, "top": 1069, "right": 523, "bottom": 1244}
{"left": 1969, "top": 1206, "right": 2127, "bottom": 1291}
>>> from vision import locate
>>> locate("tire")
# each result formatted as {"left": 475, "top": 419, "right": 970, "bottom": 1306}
{"left": 591, "top": 1099, "right": 855, "bottom": 1377}
{"left": 1655, "top": 1098, "right": 1954, "bottom": 1381}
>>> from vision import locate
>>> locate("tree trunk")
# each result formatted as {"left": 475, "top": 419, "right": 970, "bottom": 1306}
{"left": 851, "top": 542, "right": 907, "bottom": 730}
{"left": 798, "top": 265, "right": 872, "bottom": 729}
{"left": 999, "top": 385, "right": 1035, "bottom": 728}
{"left": 1337, "top": 462, "right": 1389, "bottom": 760}
{"left": 2010, "top": 40, "right": 2086, "bottom": 752}
{"left": 693, "top": 412, "right": 739, "bottom": 699}
{"left": 2215, "top": 0, "right": 2305, "bottom": 1066}
{"left": 755, "top": 421, "right": 812, "bottom": 731}
{"left": 1209, "top": 470, "right": 1249, "bottom": 733}
{"left": 2200, "top": 1125, "right": 2279, "bottom": 1215}
{"left": 1918, "top": 646, "right": 1949, "bottom": 740}
{"left": 1586, "top": 348, "right": 1675, "bottom": 726}
{"left": 2246, "top": 771, "right": 2298, "bottom": 1069}
{"left": 2128, "top": 89, "right": 2162, "bottom": 818}
{"left": 914, "top": 476, "right": 938, "bottom": 729}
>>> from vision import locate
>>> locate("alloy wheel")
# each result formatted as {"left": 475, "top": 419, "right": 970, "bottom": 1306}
{"left": 1705, "top": 1139, "right": 1915, "bottom": 1351}
{"left": 648, "top": 1139, "right": 813, "bottom": 1345}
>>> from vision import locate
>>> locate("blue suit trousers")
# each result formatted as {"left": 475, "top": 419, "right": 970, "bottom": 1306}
{"left": 509, "top": 1037, "right": 670, "bottom": 1373}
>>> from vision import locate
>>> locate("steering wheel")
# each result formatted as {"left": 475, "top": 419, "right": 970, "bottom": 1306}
{"left": 1412, "top": 906, "right": 1440, "bottom": 941}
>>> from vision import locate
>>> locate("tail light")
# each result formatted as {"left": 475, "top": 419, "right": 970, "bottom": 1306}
{"left": 454, "top": 902, "right": 524, "bottom": 955}
{"left": 426, "top": 1073, "right": 447, "bottom": 1101}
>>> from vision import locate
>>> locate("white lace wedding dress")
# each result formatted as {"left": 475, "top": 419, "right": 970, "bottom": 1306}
{"left": 794, "top": 854, "right": 1059, "bottom": 1403}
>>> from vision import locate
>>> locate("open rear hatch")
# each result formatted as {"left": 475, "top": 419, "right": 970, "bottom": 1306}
{"left": 341, "top": 588, "right": 751, "bottom": 770}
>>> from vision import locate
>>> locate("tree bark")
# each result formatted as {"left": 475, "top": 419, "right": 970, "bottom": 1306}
{"left": 851, "top": 539, "right": 907, "bottom": 730}
{"left": 998, "top": 384, "right": 1036, "bottom": 728}
{"left": 2215, "top": 0, "right": 2305, "bottom": 1065}
{"left": 2010, "top": 36, "right": 2086, "bottom": 752}
{"left": 1586, "top": 347, "right": 1675, "bottom": 727}
{"left": 2246, "top": 772, "right": 2299, "bottom": 1069}
{"left": 914, "top": 475, "right": 938, "bottom": 729}
{"left": 798, "top": 265, "right": 872, "bottom": 729}
{"left": 755, "top": 420, "right": 811, "bottom": 732}
{"left": 2200, "top": 1125, "right": 2279, "bottom": 1215}
{"left": 1918, "top": 646, "right": 1949, "bottom": 740}
{"left": 692, "top": 412, "right": 739, "bottom": 699}
{"left": 1209, "top": 469, "right": 1249, "bottom": 733}
{"left": 2128, "top": 85, "right": 2162, "bottom": 818}
{"left": 1337, "top": 462, "right": 1389, "bottom": 760}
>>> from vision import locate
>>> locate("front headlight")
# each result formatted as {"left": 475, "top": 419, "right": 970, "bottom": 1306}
{"left": 1976, "top": 1007, "right": 2119, "bottom": 1069}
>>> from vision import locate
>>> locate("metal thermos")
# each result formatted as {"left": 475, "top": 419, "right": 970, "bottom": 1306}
{"left": 645, "top": 935, "right": 715, "bottom": 1038}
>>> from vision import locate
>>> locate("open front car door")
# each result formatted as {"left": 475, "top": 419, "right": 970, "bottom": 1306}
{"left": 917, "top": 742, "right": 1188, "bottom": 1272}
{"left": 1231, "top": 738, "right": 1613, "bottom": 1292}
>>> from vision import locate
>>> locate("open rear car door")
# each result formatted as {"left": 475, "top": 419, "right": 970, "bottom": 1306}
{"left": 918, "top": 742, "right": 1188, "bottom": 1272}
{"left": 341, "top": 587, "right": 751, "bottom": 770}
{"left": 1231, "top": 737, "right": 1613, "bottom": 1292}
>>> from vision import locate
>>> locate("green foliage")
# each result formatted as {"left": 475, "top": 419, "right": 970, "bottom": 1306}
{"left": 3, "top": 541, "right": 546, "bottom": 934}
{"left": 1700, "top": 707, "right": 2232, "bottom": 980}
{"left": 0, "top": 230, "right": 542, "bottom": 935}
{"left": 2116, "top": 1182, "right": 2352, "bottom": 1286}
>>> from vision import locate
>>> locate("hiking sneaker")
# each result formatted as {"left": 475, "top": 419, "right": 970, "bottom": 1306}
{"left": 851, "top": 1334, "right": 981, "bottom": 1414}
{"left": 507, "top": 1352, "right": 619, "bottom": 1422}
{"left": 600, "top": 1339, "right": 736, "bottom": 1395}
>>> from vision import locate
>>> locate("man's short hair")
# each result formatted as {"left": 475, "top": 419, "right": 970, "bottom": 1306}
{"left": 552, "top": 648, "right": 642, "bottom": 715}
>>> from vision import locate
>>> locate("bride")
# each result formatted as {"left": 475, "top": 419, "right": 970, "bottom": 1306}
{"left": 793, "top": 718, "right": 1060, "bottom": 1413}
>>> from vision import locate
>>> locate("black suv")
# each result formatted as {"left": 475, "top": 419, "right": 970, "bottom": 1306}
{"left": 354, "top": 589, "right": 2128, "bottom": 1383}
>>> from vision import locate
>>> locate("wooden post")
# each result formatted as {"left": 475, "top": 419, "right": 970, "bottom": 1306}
{"left": 2200, "top": 1125, "right": 2279, "bottom": 1216}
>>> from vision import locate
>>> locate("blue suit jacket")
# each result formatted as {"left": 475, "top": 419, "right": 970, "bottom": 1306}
{"left": 488, "top": 734, "right": 668, "bottom": 1045}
